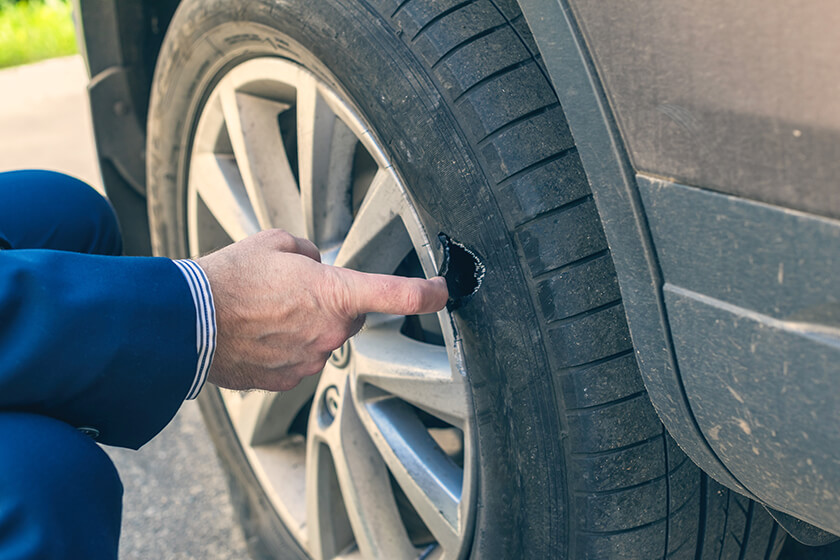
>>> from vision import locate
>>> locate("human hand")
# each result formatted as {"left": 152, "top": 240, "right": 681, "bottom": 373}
{"left": 196, "top": 229, "right": 449, "bottom": 392}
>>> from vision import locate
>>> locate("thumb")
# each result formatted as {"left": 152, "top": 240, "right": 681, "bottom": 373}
{"left": 341, "top": 270, "right": 449, "bottom": 316}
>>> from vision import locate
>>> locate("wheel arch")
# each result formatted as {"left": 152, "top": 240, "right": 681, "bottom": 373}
{"left": 72, "top": 0, "right": 181, "bottom": 255}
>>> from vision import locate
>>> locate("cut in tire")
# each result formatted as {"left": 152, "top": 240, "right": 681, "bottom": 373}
{"left": 146, "top": 0, "right": 785, "bottom": 558}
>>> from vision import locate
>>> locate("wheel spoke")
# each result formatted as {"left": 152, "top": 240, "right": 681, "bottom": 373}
{"left": 364, "top": 397, "right": 462, "bottom": 554}
{"left": 333, "top": 169, "right": 413, "bottom": 274}
{"left": 219, "top": 83, "right": 304, "bottom": 236}
{"left": 306, "top": 438, "right": 355, "bottom": 560}
{"left": 190, "top": 153, "right": 259, "bottom": 241}
{"left": 296, "top": 73, "right": 357, "bottom": 248}
{"left": 235, "top": 374, "right": 319, "bottom": 447}
{"left": 350, "top": 322, "right": 467, "bottom": 553}
{"left": 353, "top": 320, "right": 468, "bottom": 428}
{"left": 307, "top": 377, "right": 415, "bottom": 560}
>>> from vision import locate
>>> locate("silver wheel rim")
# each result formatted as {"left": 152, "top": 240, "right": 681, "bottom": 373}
{"left": 185, "top": 57, "right": 476, "bottom": 560}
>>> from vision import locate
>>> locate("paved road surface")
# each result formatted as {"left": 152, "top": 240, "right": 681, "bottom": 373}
{"left": 2, "top": 55, "right": 840, "bottom": 560}
{"left": 0, "top": 56, "right": 101, "bottom": 190}
{"left": 0, "top": 56, "right": 250, "bottom": 560}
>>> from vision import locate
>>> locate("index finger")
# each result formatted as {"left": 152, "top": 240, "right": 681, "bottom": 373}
{"left": 342, "top": 270, "right": 449, "bottom": 316}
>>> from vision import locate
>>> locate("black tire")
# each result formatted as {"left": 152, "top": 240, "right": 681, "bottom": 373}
{"left": 146, "top": 0, "right": 785, "bottom": 558}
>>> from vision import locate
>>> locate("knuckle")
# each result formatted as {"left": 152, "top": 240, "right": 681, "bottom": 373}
{"left": 299, "top": 237, "right": 319, "bottom": 254}
{"left": 324, "top": 271, "right": 357, "bottom": 318}
{"left": 266, "top": 229, "right": 295, "bottom": 249}
{"left": 403, "top": 284, "right": 425, "bottom": 314}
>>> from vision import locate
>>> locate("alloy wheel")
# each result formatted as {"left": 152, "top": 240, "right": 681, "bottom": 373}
{"left": 185, "top": 57, "right": 476, "bottom": 560}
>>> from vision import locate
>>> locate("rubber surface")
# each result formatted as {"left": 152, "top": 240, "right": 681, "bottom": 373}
{"left": 146, "top": 0, "right": 785, "bottom": 557}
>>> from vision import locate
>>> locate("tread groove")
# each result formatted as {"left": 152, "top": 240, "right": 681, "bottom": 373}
{"left": 410, "top": 0, "right": 476, "bottom": 41}
{"left": 391, "top": 0, "right": 413, "bottom": 18}
{"left": 486, "top": 0, "right": 552, "bottom": 84}
{"left": 663, "top": 428, "right": 671, "bottom": 560}
{"left": 738, "top": 502, "right": 755, "bottom": 560}
{"left": 476, "top": 101, "right": 562, "bottom": 145}
{"left": 570, "top": 433, "right": 662, "bottom": 459}
{"left": 532, "top": 250, "right": 613, "bottom": 286}
{"left": 452, "top": 58, "right": 535, "bottom": 103}
{"left": 565, "top": 389, "right": 646, "bottom": 415}
{"left": 430, "top": 21, "right": 509, "bottom": 70}
{"left": 546, "top": 298, "right": 623, "bottom": 328}
{"left": 531, "top": 247, "right": 610, "bottom": 282}
{"left": 495, "top": 147, "right": 573, "bottom": 189}
{"left": 573, "top": 465, "right": 668, "bottom": 498}
{"left": 671, "top": 454, "right": 691, "bottom": 474}
{"left": 717, "top": 491, "right": 731, "bottom": 560}
{"left": 513, "top": 192, "right": 592, "bottom": 232}
{"left": 763, "top": 524, "right": 779, "bottom": 560}
{"left": 578, "top": 490, "right": 697, "bottom": 537}
{"left": 669, "top": 536, "right": 692, "bottom": 558}
{"left": 695, "top": 474, "right": 707, "bottom": 560}
{"left": 558, "top": 347, "right": 634, "bottom": 376}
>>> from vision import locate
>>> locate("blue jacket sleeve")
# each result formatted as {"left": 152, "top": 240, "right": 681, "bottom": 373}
{"left": 0, "top": 249, "right": 197, "bottom": 449}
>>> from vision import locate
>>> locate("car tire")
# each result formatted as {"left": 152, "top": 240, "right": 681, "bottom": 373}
{"left": 146, "top": 0, "right": 786, "bottom": 558}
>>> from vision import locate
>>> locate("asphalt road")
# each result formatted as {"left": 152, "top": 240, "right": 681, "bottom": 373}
{"left": 0, "top": 56, "right": 250, "bottom": 560}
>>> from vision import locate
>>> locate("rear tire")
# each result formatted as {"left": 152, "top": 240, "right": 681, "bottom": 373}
{"left": 147, "top": 0, "right": 785, "bottom": 558}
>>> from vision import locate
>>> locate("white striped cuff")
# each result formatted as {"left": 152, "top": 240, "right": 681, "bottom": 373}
{"left": 173, "top": 259, "right": 217, "bottom": 400}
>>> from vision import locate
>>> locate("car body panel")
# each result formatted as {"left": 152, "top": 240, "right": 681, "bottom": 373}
{"left": 567, "top": 0, "right": 840, "bottom": 221}
{"left": 640, "top": 174, "right": 840, "bottom": 533}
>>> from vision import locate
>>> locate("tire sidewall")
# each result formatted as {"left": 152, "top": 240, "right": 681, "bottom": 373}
{"left": 146, "top": 1, "right": 567, "bottom": 558}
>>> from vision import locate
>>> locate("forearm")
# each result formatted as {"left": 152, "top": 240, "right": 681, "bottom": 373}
{"left": 0, "top": 249, "right": 203, "bottom": 449}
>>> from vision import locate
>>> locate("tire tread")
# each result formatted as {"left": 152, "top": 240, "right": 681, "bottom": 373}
{"left": 374, "top": 1, "right": 786, "bottom": 558}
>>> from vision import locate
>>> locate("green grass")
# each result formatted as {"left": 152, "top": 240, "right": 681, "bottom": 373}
{"left": 0, "top": 0, "right": 77, "bottom": 69}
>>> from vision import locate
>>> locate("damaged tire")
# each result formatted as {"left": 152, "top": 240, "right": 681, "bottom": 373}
{"left": 146, "top": 0, "right": 785, "bottom": 558}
